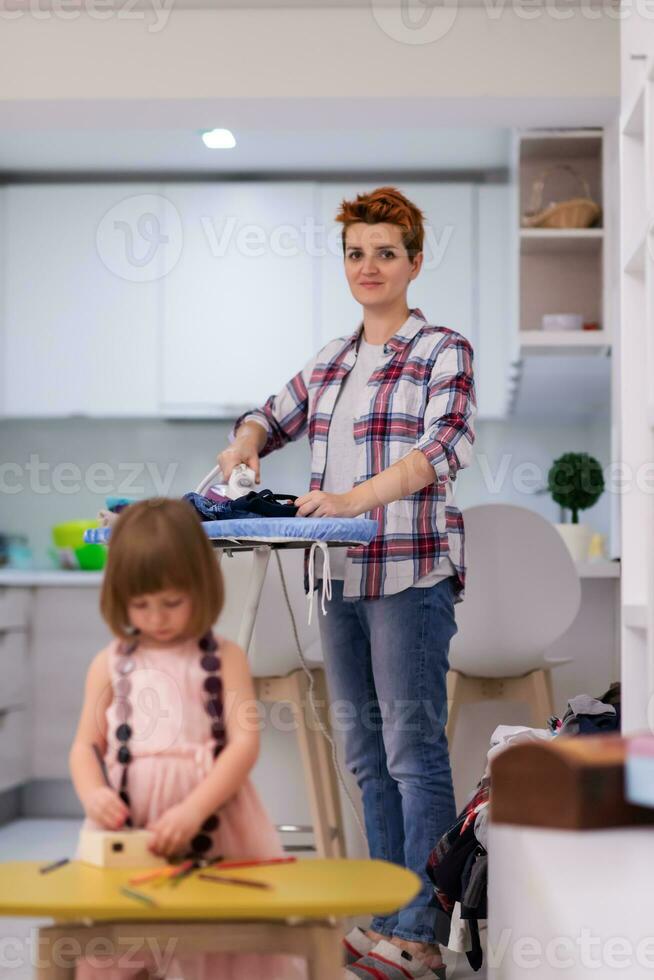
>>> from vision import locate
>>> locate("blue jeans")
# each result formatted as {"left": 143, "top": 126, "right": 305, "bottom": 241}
{"left": 317, "top": 577, "right": 458, "bottom": 944}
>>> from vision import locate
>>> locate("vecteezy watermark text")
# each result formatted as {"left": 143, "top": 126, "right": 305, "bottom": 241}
{"left": 0, "top": 456, "right": 179, "bottom": 497}
{"left": 371, "top": 0, "right": 654, "bottom": 47}
{"left": 0, "top": 0, "right": 174, "bottom": 33}
{"left": 95, "top": 192, "right": 456, "bottom": 282}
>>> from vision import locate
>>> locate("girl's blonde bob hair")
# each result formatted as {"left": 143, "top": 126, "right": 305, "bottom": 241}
{"left": 100, "top": 498, "right": 224, "bottom": 641}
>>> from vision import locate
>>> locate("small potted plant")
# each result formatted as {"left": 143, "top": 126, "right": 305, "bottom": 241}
{"left": 547, "top": 452, "right": 605, "bottom": 561}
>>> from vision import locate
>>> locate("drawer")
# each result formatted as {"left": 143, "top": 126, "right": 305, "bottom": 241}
{"left": 0, "top": 706, "right": 29, "bottom": 793}
{"left": 0, "top": 631, "right": 27, "bottom": 710}
{"left": 0, "top": 588, "right": 30, "bottom": 630}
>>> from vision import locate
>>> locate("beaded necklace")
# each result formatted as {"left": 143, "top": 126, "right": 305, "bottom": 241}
{"left": 113, "top": 629, "right": 226, "bottom": 862}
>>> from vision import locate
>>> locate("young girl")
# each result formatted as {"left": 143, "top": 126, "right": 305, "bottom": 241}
{"left": 69, "top": 497, "right": 306, "bottom": 980}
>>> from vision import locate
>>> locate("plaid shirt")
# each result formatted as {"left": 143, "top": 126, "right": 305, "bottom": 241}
{"left": 232, "top": 309, "right": 476, "bottom": 603}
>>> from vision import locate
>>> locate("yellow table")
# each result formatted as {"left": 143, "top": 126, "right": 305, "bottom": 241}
{"left": 0, "top": 858, "right": 420, "bottom": 979}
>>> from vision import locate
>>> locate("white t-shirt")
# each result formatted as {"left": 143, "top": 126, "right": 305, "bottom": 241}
{"left": 318, "top": 335, "right": 455, "bottom": 587}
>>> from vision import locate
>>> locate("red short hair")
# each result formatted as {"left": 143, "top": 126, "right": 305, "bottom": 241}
{"left": 335, "top": 186, "right": 426, "bottom": 259}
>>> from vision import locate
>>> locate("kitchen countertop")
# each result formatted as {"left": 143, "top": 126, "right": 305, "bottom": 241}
{"left": 0, "top": 561, "right": 621, "bottom": 587}
{"left": 0, "top": 569, "right": 104, "bottom": 587}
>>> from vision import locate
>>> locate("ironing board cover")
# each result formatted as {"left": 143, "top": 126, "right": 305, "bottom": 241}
{"left": 85, "top": 517, "right": 378, "bottom": 622}
{"left": 84, "top": 517, "right": 378, "bottom": 546}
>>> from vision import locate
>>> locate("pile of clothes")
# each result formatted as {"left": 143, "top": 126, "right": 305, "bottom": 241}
{"left": 183, "top": 488, "right": 298, "bottom": 521}
{"left": 427, "top": 779, "right": 489, "bottom": 971}
{"left": 98, "top": 488, "right": 299, "bottom": 528}
{"left": 547, "top": 681, "right": 621, "bottom": 735}
{"left": 426, "top": 682, "right": 621, "bottom": 972}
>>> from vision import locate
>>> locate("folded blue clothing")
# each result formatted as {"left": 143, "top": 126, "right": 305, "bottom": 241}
{"left": 106, "top": 496, "right": 138, "bottom": 513}
{"left": 183, "top": 489, "right": 299, "bottom": 522}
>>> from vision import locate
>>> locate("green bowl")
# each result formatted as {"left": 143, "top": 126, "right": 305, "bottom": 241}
{"left": 52, "top": 520, "right": 98, "bottom": 549}
{"left": 74, "top": 543, "right": 107, "bottom": 571}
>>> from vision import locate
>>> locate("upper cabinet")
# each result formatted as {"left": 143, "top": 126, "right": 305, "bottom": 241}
{"left": 159, "top": 182, "right": 317, "bottom": 417}
{"left": 1, "top": 184, "right": 162, "bottom": 417}
{"left": 0, "top": 178, "right": 511, "bottom": 420}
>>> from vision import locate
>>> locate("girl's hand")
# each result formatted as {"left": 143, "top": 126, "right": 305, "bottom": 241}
{"left": 295, "top": 490, "right": 357, "bottom": 518}
{"left": 217, "top": 442, "right": 260, "bottom": 484}
{"left": 147, "top": 802, "right": 201, "bottom": 858}
{"left": 83, "top": 786, "right": 129, "bottom": 830}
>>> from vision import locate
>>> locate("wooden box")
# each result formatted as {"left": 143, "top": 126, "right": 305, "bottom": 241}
{"left": 77, "top": 829, "right": 167, "bottom": 869}
{"left": 491, "top": 734, "right": 654, "bottom": 830}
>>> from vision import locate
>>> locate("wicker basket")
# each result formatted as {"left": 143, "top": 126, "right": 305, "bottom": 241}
{"left": 522, "top": 164, "right": 602, "bottom": 229}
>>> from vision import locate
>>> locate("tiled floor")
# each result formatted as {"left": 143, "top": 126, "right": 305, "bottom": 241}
{"left": 0, "top": 820, "right": 485, "bottom": 978}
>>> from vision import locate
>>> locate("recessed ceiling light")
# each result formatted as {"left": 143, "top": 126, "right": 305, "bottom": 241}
{"left": 201, "top": 128, "right": 236, "bottom": 150}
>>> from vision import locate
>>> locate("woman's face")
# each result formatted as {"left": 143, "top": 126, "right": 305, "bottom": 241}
{"left": 343, "top": 222, "right": 423, "bottom": 310}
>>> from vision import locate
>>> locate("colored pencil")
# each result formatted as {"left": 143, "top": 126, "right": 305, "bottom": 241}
{"left": 128, "top": 867, "right": 173, "bottom": 886}
{"left": 168, "top": 859, "right": 195, "bottom": 879}
{"left": 210, "top": 857, "right": 296, "bottom": 871}
{"left": 170, "top": 862, "right": 199, "bottom": 887}
{"left": 198, "top": 873, "right": 272, "bottom": 890}
{"left": 92, "top": 743, "right": 111, "bottom": 787}
{"left": 120, "top": 886, "right": 158, "bottom": 907}
{"left": 39, "top": 858, "right": 70, "bottom": 874}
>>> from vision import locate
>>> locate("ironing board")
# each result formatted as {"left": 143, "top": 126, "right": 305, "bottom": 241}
{"left": 85, "top": 515, "right": 378, "bottom": 650}
{"left": 0, "top": 858, "right": 419, "bottom": 979}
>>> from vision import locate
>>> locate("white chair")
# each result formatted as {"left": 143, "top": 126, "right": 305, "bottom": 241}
{"left": 447, "top": 503, "right": 582, "bottom": 743}
{"left": 216, "top": 547, "right": 346, "bottom": 859}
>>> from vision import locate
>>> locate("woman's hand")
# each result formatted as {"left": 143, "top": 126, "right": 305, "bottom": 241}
{"left": 147, "top": 802, "right": 201, "bottom": 858}
{"left": 295, "top": 490, "right": 358, "bottom": 518}
{"left": 217, "top": 441, "right": 260, "bottom": 485}
{"left": 83, "top": 786, "right": 130, "bottom": 830}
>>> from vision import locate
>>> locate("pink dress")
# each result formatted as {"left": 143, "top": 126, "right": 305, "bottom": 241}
{"left": 76, "top": 634, "right": 307, "bottom": 980}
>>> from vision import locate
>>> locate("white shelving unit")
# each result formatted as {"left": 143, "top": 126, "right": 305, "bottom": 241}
{"left": 509, "top": 128, "right": 616, "bottom": 423}
{"left": 519, "top": 330, "right": 611, "bottom": 355}
{"left": 619, "top": 28, "right": 654, "bottom": 731}
{"left": 515, "top": 129, "right": 608, "bottom": 355}
{"left": 509, "top": 126, "right": 619, "bottom": 554}
{"left": 519, "top": 228, "right": 604, "bottom": 255}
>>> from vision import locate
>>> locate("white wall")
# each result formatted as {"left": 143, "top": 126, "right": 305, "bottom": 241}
{"left": 0, "top": 416, "right": 612, "bottom": 568}
{"left": 0, "top": 0, "right": 619, "bottom": 115}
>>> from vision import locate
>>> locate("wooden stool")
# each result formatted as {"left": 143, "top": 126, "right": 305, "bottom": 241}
{"left": 256, "top": 667, "right": 346, "bottom": 859}
{"left": 446, "top": 667, "right": 555, "bottom": 745}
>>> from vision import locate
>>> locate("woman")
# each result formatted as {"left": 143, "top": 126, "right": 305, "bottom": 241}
{"left": 219, "top": 186, "right": 476, "bottom": 980}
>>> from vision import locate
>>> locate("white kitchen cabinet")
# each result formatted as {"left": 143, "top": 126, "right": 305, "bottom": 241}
{"left": 0, "top": 632, "right": 28, "bottom": 711}
{"left": 0, "top": 589, "right": 30, "bottom": 792}
{"left": 1, "top": 184, "right": 162, "bottom": 417}
{"left": 30, "top": 587, "right": 112, "bottom": 779}
{"left": 1, "top": 179, "right": 510, "bottom": 420}
{"left": 477, "top": 184, "right": 514, "bottom": 419}
{"left": 0, "top": 587, "right": 30, "bottom": 630}
{"left": 0, "top": 707, "right": 29, "bottom": 794}
{"left": 159, "top": 182, "right": 318, "bottom": 416}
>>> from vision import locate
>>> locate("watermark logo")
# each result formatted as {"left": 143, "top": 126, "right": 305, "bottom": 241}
{"left": 96, "top": 194, "right": 183, "bottom": 283}
{"left": 371, "top": 0, "right": 459, "bottom": 45}
{"left": 370, "top": 0, "right": 654, "bottom": 45}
